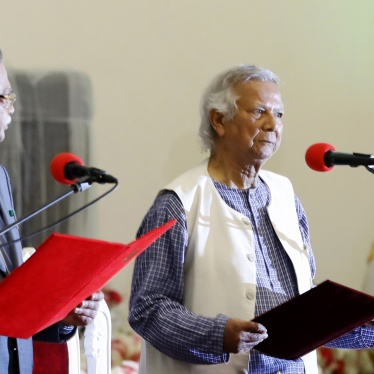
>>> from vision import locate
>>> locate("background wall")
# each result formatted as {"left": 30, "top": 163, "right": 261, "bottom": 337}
{"left": 1, "top": 1, "right": 374, "bottom": 298}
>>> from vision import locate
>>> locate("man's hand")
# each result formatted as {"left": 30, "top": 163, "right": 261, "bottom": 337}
{"left": 61, "top": 291, "right": 104, "bottom": 327}
{"left": 223, "top": 318, "right": 268, "bottom": 354}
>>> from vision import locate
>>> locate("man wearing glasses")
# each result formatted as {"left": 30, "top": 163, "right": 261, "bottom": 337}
{"left": 0, "top": 78, "right": 15, "bottom": 142}
{"left": 0, "top": 49, "right": 104, "bottom": 373}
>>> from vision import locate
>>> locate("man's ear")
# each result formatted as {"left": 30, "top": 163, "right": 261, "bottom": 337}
{"left": 209, "top": 109, "right": 226, "bottom": 137}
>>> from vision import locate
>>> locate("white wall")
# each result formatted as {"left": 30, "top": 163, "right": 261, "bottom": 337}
{"left": 2, "top": 1, "right": 374, "bottom": 296}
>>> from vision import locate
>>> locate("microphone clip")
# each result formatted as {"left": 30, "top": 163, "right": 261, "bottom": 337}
{"left": 71, "top": 178, "right": 92, "bottom": 193}
{"left": 65, "top": 164, "right": 118, "bottom": 185}
{"left": 352, "top": 152, "right": 374, "bottom": 175}
{"left": 70, "top": 172, "right": 117, "bottom": 193}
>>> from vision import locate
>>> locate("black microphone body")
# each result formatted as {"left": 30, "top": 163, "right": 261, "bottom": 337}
{"left": 324, "top": 151, "right": 374, "bottom": 168}
{"left": 65, "top": 163, "right": 118, "bottom": 184}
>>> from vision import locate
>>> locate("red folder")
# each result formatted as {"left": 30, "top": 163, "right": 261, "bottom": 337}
{"left": 0, "top": 219, "right": 176, "bottom": 339}
{"left": 253, "top": 280, "right": 374, "bottom": 360}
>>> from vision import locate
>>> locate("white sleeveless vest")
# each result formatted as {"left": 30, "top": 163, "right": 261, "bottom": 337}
{"left": 139, "top": 161, "right": 318, "bottom": 374}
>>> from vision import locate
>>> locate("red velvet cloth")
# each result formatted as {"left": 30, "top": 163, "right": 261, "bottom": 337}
{"left": 0, "top": 219, "right": 176, "bottom": 339}
{"left": 33, "top": 341, "right": 68, "bottom": 374}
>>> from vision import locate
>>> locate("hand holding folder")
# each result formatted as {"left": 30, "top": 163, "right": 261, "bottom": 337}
{"left": 0, "top": 219, "right": 176, "bottom": 339}
{"left": 253, "top": 280, "right": 374, "bottom": 360}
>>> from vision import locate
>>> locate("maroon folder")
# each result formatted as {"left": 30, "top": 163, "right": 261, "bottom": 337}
{"left": 253, "top": 280, "right": 374, "bottom": 360}
{"left": 0, "top": 219, "right": 176, "bottom": 338}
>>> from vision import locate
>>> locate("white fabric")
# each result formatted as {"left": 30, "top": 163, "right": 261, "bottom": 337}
{"left": 21, "top": 247, "right": 35, "bottom": 262}
{"left": 66, "top": 300, "right": 112, "bottom": 374}
{"left": 83, "top": 299, "right": 112, "bottom": 374}
{"left": 67, "top": 332, "right": 81, "bottom": 374}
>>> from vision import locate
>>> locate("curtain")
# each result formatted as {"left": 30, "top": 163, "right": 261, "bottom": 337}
{"left": 0, "top": 69, "right": 93, "bottom": 248}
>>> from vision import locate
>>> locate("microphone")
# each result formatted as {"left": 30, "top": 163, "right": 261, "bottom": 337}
{"left": 0, "top": 153, "right": 118, "bottom": 244}
{"left": 305, "top": 143, "right": 374, "bottom": 172}
{"left": 50, "top": 152, "right": 118, "bottom": 184}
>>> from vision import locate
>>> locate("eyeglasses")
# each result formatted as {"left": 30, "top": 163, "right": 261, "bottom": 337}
{"left": 0, "top": 92, "right": 16, "bottom": 108}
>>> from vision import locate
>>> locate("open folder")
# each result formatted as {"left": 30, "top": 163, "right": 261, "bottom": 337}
{"left": 253, "top": 280, "right": 374, "bottom": 360}
{"left": 0, "top": 219, "right": 176, "bottom": 339}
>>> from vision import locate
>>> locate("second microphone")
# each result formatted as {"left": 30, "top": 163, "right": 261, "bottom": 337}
{"left": 50, "top": 152, "right": 118, "bottom": 185}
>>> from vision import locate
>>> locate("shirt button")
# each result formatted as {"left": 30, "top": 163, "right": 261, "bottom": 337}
{"left": 276, "top": 371, "right": 281, "bottom": 374}
{"left": 246, "top": 253, "right": 255, "bottom": 262}
{"left": 242, "top": 217, "right": 250, "bottom": 225}
{"left": 241, "top": 370, "right": 248, "bottom": 374}
{"left": 246, "top": 290, "right": 254, "bottom": 300}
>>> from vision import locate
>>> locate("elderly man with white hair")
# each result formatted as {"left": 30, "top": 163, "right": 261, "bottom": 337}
{"left": 129, "top": 64, "right": 374, "bottom": 374}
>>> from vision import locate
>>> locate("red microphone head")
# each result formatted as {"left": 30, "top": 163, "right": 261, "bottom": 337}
{"left": 305, "top": 143, "right": 336, "bottom": 172}
{"left": 50, "top": 152, "right": 84, "bottom": 184}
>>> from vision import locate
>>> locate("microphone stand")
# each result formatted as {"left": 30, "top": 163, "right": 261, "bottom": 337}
{"left": 0, "top": 178, "right": 92, "bottom": 237}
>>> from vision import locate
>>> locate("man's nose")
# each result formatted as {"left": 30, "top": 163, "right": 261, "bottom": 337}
{"left": 263, "top": 113, "right": 279, "bottom": 131}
